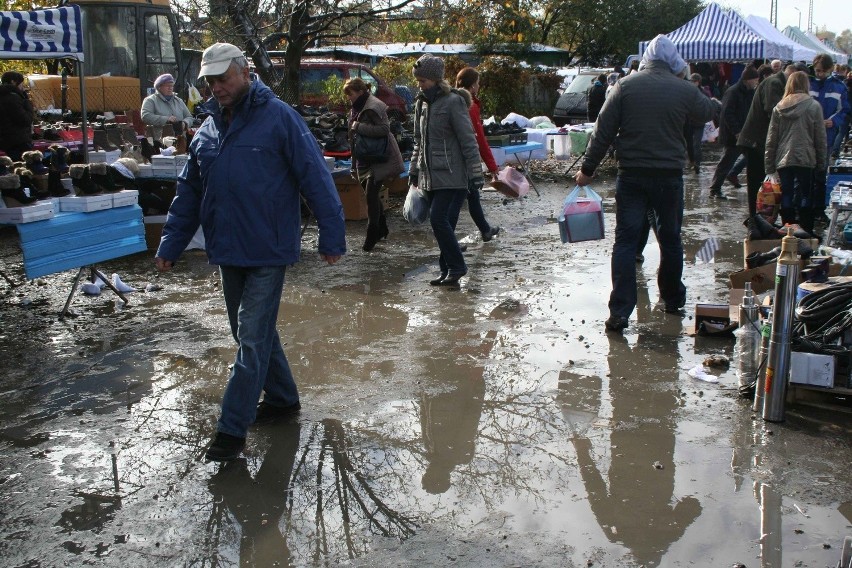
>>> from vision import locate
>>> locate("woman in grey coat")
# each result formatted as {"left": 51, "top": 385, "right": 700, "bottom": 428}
{"left": 345, "top": 77, "right": 404, "bottom": 251}
{"left": 765, "top": 71, "right": 827, "bottom": 234}
{"left": 141, "top": 74, "right": 193, "bottom": 139}
{"left": 409, "top": 54, "right": 483, "bottom": 287}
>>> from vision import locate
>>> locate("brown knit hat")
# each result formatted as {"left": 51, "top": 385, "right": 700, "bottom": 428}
{"left": 741, "top": 66, "right": 759, "bottom": 81}
{"left": 412, "top": 54, "right": 445, "bottom": 82}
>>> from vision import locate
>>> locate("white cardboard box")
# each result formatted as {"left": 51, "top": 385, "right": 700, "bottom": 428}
{"left": 112, "top": 189, "right": 139, "bottom": 208}
{"left": 136, "top": 164, "right": 153, "bottom": 178}
{"left": 89, "top": 150, "right": 108, "bottom": 163}
{"left": 0, "top": 202, "right": 55, "bottom": 223}
{"left": 59, "top": 194, "right": 113, "bottom": 212}
{"left": 789, "top": 351, "right": 835, "bottom": 387}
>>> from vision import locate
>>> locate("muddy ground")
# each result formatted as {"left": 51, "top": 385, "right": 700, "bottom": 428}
{"left": 0, "top": 148, "right": 850, "bottom": 568}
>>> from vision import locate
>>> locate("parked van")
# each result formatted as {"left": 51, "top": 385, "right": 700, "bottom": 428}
{"left": 291, "top": 59, "right": 408, "bottom": 120}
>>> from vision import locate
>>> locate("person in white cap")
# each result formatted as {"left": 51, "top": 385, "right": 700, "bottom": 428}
{"left": 154, "top": 42, "right": 347, "bottom": 462}
{"left": 140, "top": 73, "right": 193, "bottom": 139}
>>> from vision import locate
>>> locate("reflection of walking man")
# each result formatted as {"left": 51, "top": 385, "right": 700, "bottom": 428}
{"left": 155, "top": 43, "right": 346, "bottom": 461}
{"left": 561, "top": 333, "right": 701, "bottom": 566}
{"left": 574, "top": 35, "right": 716, "bottom": 332}
{"left": 208, "top": 421, "right": 301, "bottom": 564}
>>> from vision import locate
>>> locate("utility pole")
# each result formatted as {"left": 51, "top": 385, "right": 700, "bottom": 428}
{"left": 807, "top": 0, "right": 813, "bottom": 32}
{"left": 769, "top": 0, "right": 778, "bottom": 27}
{"left": 794, "top": 7, "right": 801, "bottom": 29}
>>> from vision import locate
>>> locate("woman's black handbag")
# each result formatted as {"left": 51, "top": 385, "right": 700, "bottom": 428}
{"left": 353, "top": 133, "right": 389, "bottom": 164}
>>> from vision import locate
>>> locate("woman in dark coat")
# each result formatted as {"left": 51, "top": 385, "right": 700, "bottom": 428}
{"left": 0, "top": 71, "right": 34, "bottom": 161}
{"left": 345, "top": 77, "right": 405, "bottom": 251}
{"left": 587, "top": 74, "right": 607, "bottom": 122}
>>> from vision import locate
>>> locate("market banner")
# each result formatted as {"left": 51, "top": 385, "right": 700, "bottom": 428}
{"left": 0, "top": 6, "right": 84, "bottom": 61}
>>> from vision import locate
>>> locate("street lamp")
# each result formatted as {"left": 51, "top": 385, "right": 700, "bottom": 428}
{"left": 793, "top": 7, "right": 801, "bottom": 28}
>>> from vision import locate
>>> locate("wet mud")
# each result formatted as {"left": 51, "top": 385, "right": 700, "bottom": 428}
{"left": 0, "top": 147, "right": 850, "bottom": 567}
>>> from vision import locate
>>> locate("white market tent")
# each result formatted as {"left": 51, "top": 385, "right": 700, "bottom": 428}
{"left": 639, "top": 3, "right": 771, "bottom": 62}
{"left": 0, "top": 5, "right": 89, "bottom": 160}
{"left": 803, "top": 30, "right": 849, "bottom": 65}
{"left": 783, "top": 26, "right": 849, "bottom": 65}
{"left": 725, "top": 10, "right": 792, "bottom": 60}
{"left": 745, "top": 15, "right": 817, "bottom": 62}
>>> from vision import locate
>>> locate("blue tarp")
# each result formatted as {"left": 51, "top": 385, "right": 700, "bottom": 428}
{"left": 0, "top": 6, "right": 83, "bottom": 61}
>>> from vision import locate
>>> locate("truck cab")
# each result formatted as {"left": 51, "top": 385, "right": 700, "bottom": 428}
{"left": 74, "top": 0, "right": 181, "bottom": 100}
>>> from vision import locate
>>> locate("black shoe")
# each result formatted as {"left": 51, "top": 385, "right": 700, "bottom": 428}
{"left": 379, "top": 214, "right": 389, "bottom": 240}
{"left": 437, "top": 272, "right": 466, "bottom": 286}
{"left": 205, "top": 432, "right": 246, "bottom": 462}
{"left": 363, "top": 225, "right": 382, "bottom": 252}
{"left": 664, "top": 297, "right": 686, "bottom": 314}
{"left": 482, "top": 226, "right": 500, "bottom": 242}
{"left": 710, "top": 189, "right": 727, "bottom": 200}
{"left": 726, "top": 174, "right": 742, "bottom": 188}
{"left": 429, "top": 272, "right": 448, "bottom": 285}
{"left": 605, "top": 315, "right": 629, "bottom": 332}
{"left": 253, "top": 400, "right": 301, "bottom": 426}
{"left": 459, "top": 243, "right": 468, "bottom": 252}
{"left": 694, "top": 164, "right": 700, "bottom": 174}
{"left": 635, "top": 254, "right": 645, "bottom": 264}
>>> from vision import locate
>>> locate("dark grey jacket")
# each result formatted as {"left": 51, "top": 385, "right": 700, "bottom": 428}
{"left": 410, "top": 81, "right": 482, "bottom": 191}
{"left": 581, "top": 61, "right": 716, "bottom": 176}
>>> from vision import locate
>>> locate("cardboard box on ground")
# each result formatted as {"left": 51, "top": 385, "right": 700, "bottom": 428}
{"left": 731, "top": 238, "right": 828, "bottom": 294}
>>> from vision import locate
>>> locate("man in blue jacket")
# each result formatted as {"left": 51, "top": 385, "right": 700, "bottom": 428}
{"left": 155, "top": 43, "right": 346, "bottom": 461}
{"left": 810, "top": 54, "right": 850, "bottom": 222}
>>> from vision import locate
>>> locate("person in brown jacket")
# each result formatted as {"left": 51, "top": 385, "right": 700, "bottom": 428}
{"left": 344, "top": 78, "right": 404, "bottom": 251}
{"left": 764, "top": 71, "right": 827, "bottom": 234}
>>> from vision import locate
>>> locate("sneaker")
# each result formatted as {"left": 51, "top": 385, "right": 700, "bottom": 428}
{"left": 205, "top": 432, "right": 246, "bottom": 462}
{"left": 709, "top": 189, "right": 727, "bottom": 200}
{"left": 726, "top": 174, "right": 742, "bottom": 188}
{"left": 604, "top": 315, "right": 629, "bottom": 332}
{"left": 482, "top": 226, "right": 500, "bottom": 242}
{"left": 253, "top": 400, "right": 301, "bottom": 426}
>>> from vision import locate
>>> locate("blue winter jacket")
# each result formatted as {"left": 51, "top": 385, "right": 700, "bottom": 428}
{"left": 809, "top": 74, "right": 850, "bottom": 150}
{"left": 156, "top": 77, "right": 346, "bottom": 266}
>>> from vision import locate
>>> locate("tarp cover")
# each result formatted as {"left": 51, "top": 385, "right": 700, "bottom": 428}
{"left": 745, "top": 16, "right": 817, "bottom": 63}
{"left": 0, "top": 6, "right": 83, "bottom": 61}
{"left": 639, "top": 3, "right": 769, "bottom": 62}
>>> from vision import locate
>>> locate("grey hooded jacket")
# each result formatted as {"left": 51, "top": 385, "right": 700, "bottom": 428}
{"left": 410, "top": 82, "right": 482, "bottom": 191}
{"left": 764, "top": 93, "right": 827, "bottom": 175}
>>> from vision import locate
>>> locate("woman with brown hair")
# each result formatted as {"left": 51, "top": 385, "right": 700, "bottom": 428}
{"left": 344, "top": 77, "right": 404, "bottom": 251}
{"left": 454, "top": 67, "right": 500, "bottom": 243}
{"left": 764, "top": 71, "right": 827, "bottom": 234}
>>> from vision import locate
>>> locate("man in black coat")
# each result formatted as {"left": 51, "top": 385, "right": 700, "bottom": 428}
{"left": 0, "top": 71, "right": 34, "bottom": 161}
{"left": 709, "top": 65, "right": 759, "bottom": 199}
{"left": 587, "top": 74, "right": 607, "bottom": 122}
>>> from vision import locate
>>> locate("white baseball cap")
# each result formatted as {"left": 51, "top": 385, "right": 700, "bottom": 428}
{"left": 199, "top": 42, "right": 244, "bottom": 77}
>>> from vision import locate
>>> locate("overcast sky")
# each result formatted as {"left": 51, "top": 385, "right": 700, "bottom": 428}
{"left": 722, "top": 0, "right": 850, "bottom": 38}
{"left": 168, "top": 1, "right": 849, "bottom": 46}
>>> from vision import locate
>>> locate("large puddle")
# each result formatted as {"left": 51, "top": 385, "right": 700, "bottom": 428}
{"left": 0, "top": 149, "right": 850, "bottom": 566}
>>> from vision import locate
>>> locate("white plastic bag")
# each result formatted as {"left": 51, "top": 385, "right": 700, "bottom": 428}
{"left": 702, "top": 121, "right": 718, "bottom": 143}
{"left": 402, "top": 185, "right": 431, "bottom": 225}
{"left": 558, "top": 185, "right": 605, "bottom": 243}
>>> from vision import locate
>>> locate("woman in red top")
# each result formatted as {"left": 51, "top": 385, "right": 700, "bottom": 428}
{"left": 455, "top": 67, "right": 500, "bottom": 242}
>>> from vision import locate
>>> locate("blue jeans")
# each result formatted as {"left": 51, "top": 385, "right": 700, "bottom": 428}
{"left": 430, "top": 187, "right": 468, "bottom": 276}
{"left": 710, "top": 146, "right": 740, "bottom": 190}
{"left": 833, "top": 116, "right": 850, "bottom": 157}
{"left": 610, "top": 175, "right": 685, "bottom": 319}
{"left": 218, "top": 265, "right": 299, "bottom": 438}
{"left": 466, "top": 188, "right": 492, "bottom": 235}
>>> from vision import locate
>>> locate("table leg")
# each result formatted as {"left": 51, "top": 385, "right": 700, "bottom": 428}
{"left": 92, "top": 266, "right": 129, "bottom": 305}
{"left": 515, "top": 151, "right": 540, "bottom": 196}
{"left": 59, "top": 266, "right": 87, "bottom": 321}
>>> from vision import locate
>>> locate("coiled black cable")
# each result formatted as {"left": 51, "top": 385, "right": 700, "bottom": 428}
{"left": 794, "top": 282, "right": 852, "bottom": 344}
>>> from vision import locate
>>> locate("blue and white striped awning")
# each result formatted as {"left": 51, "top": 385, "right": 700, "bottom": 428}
{"left": 639, "top": 3, "right": 768, "bottom": 62}
{"left": 725, "top": 9, "right": 792, "bottom": 61}
{"left": 0, "top": 6, "right": 83, "bottom": 61}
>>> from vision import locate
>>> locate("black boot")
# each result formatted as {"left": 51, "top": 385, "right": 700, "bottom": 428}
{"left": 92, "top": 129, "right": 118, "bottom": 151}
{"left": 49, "top": 144, "right": 70, "bottom": 174}
{"left": 363, "top": 224, "right": 382, "bottom": 251}
{"left": 0, "top": 174, "right": 37, "bottom": 206}
{"left": 16, "top": 167, "right": 48, "bottom": 200}
{"left": 89, "top": 162, "right": 119, "bottom": 192}
{"left": 22, "top": 150, "right": 49, "bottom": 176}
{"left": 47, "top": 169, "right": 69, "bottom": 197}
{"left": 0, "top": 156, "right": 12, "bottom": 177}
{"left": 70, "top": 164, "right": 99, "bottom": 194}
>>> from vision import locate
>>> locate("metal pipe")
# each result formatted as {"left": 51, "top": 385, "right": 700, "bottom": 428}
{"left": 737, "top": 282, "right": 761, "bottom": 393}
{"left": 753, "top": 307, "right": 772, "bottom": 413}
{"left": 762, "top": 229, "right": 800, "bottom": 422}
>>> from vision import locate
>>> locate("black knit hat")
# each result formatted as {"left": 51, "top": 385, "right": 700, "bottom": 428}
{"left": 741, "top": 66, "right": 759, "bottom": 81}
